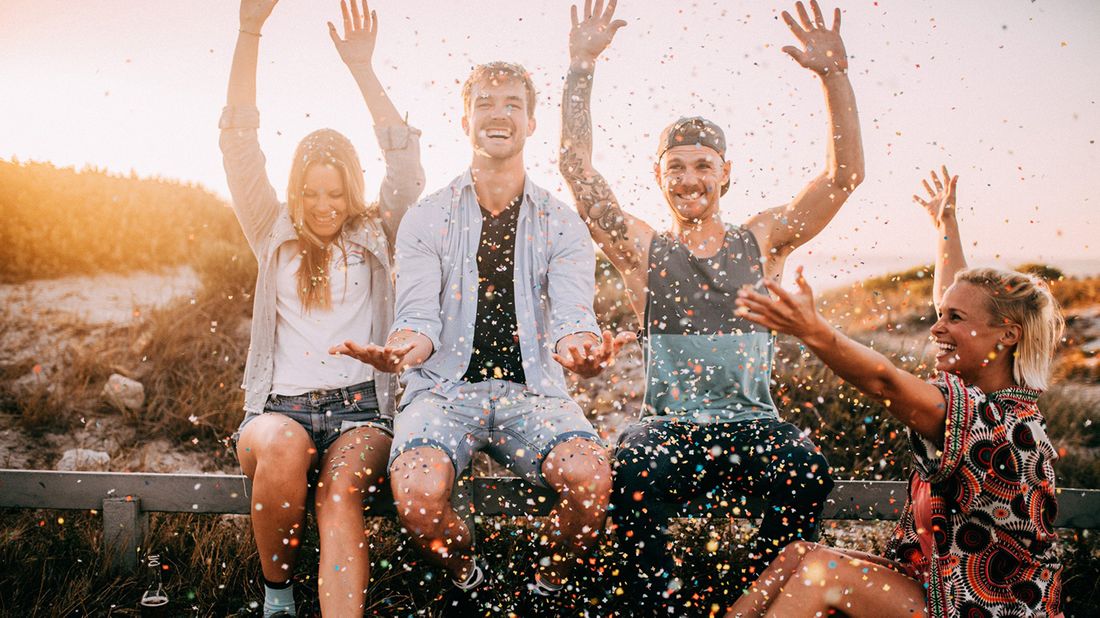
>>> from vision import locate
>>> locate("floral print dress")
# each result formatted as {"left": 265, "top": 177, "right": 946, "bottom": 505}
{"left": 887, "top": 372, "right": 1062, "bottom": 618}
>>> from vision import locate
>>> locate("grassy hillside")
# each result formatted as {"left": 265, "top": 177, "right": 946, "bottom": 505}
{"left": 0, "top": 159, "right": 248, "bottom": 282}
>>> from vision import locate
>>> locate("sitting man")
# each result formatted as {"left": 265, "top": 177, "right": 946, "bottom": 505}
{"left": 558, "top": 0, "right": 865, "bottom": 609}
{"left": 334, "top": 60, "right": 632, "bottom": 614}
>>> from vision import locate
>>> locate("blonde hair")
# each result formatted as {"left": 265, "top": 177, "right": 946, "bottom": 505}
{"left": 461, "top": 61, "right": 538, "bottom": 118}
{"left": 286, "top": 129, "right": 370, "bottom": 311}
{"left": 955, "top": 267, "right": 1065, "bottom": 390}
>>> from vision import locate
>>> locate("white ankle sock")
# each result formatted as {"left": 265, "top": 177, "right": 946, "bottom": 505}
{"left": 453, "top": 560, "right": 485, "bottom": 591}
{"left": 263, "top": 580, "right": 295, "bottom": 616}
{"left": 531, "top": 573, "right": 564, "bottom": 597}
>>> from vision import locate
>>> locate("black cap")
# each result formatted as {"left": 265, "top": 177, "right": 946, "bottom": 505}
{"left": 656, "top": 117, "right": 729, "bottom": 196}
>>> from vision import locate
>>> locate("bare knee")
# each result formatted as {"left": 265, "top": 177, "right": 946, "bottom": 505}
{"left": 389, "top": 447, "right": 455, "bottom": 532}
{"left": 238, "top": 415, "right": 316, "bottom": 482}
{"left": 544, "top": 439, "right": 613, "bottom": 507}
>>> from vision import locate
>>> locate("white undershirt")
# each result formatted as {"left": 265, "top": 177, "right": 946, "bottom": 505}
{"left": 270, "top": 240, "right": 375, "bottom": 395}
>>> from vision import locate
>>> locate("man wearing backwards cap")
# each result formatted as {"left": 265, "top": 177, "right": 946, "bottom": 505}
{"left": 559, "top": 0, "right": 864, "bottom": 611}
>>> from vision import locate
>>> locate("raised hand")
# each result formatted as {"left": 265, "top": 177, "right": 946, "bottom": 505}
{"left": 913, "top": 165, "right": 958, "bottom": 229}
{"left": 240, "top": 0, "right": 279, "bottom": 33}
{"left": 735, "top": 267, "right": 826, "bottom": 340}
{"left": 329, "top": 340, "right": 417, "bottom": 373}
{"left": 569, "top": 0, "right": 628, "bottom": 64}
{"left": 553, "top": 330, "right": 637, "bottom": 378}
{"left": 328, "top": 0, "right": 377, "bottom": 68}
{"left": 781, "top": 0, "right": 847, "bottom": 76}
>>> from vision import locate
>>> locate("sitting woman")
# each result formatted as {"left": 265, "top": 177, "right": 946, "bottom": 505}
{"left": 728, "top": 167, "right": 1064, "bottom": 618}
{"left": 220, "top": 1, "right": 423, "bottom": 615}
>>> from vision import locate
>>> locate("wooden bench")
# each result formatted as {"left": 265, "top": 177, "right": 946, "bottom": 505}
{"left": 2, "top": 468, "right": 1098, "bottom": 575}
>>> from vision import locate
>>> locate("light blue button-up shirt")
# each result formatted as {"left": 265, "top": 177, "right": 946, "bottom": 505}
{"left": 390, "top": 170, "right": 600, "bottom": 408}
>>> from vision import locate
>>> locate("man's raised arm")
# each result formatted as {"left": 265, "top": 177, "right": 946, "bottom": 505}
{"left": 559, "top": 0, "right": 653, "bottom": 274}
{"left": 747, "top": 0, "right": 865, "bottom": 267}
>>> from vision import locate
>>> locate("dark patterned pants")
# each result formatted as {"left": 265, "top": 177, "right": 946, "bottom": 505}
{"left": 612, "top": 417, "right": 834, "bottom": 604}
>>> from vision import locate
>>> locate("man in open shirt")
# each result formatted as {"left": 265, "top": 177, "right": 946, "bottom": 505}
{"left": 334, "top": 61, "right": 632, "bottom": 613}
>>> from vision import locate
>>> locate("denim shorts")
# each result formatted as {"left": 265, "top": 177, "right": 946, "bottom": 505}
{"left": 233, "top": 380, "right": 391, "bottom": 457}
{"left": 389, "top": 379, "right": 601, "bottom": 488}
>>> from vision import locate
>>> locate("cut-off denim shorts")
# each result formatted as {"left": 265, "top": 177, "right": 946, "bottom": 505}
{"left": 232, "top": 380, "right": 391, "bottom": 457}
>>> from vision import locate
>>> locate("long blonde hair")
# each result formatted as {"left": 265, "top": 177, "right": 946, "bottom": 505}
{"left": 955, "top": 267, "right": 1065, "bottom": 390}
{"left": 286, "top": 129, "right": 369, "bottom": 311}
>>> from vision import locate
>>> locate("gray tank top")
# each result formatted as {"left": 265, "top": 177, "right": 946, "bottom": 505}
{"left": 642, "top": 225, "right": 779, "bottom": 423}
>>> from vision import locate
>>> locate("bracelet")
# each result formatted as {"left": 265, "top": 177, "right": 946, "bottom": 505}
{"left": 239, "top": 28, "right": 262, "bottom": 38}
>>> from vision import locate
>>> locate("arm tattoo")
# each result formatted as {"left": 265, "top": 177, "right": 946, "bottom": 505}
{"left": 560, "top": 65, "right": 631, "bottom": 248}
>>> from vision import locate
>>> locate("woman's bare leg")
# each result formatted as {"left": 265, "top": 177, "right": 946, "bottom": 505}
{"left": 314, "top": 426, "right": 392, "bottom": 616}
{"left": 727, "top": 541, "right": 816, "bottom": 618}
{"left": 236, "top": 414, "right": 318, "bottom": 585}
{"left": 762, "top": 544, "right": 926, "bottom": 617}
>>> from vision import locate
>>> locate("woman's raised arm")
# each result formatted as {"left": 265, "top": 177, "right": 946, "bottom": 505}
{"left": 227, "top": 0, "right": 278, "bottom": 109}
{"left": 328, "top": 0, "right": 424, "bottom": 242}
{"left": 914, "top": 165, "right": 966, "bottom": 308}
{"left": 220, "top": 0, "right": 282, "bottom": 253}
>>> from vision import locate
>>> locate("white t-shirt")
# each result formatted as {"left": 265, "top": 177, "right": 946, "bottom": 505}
{"left": 270, "top": 240, "right": 375, "bottom": 395}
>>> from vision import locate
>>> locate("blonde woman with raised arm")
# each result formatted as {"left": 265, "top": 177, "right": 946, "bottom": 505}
{"left": 220, "top": 1, "right": 423, "bottom": 615}
{"left": 729, "top": 168, "right": 1064, "bottom": 618}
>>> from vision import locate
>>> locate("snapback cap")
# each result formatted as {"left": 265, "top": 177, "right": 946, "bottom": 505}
{"left": 656, "top": 117, "right": 730, "bottom": 196}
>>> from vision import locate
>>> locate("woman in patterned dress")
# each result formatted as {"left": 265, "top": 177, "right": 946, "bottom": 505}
{"left": 727, "top": 167, "right": 1064, "bottom": 617}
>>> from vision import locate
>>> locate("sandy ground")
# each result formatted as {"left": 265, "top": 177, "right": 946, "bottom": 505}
{"left": 0, "top": 267, "right": 211, "bottom": 472}
{"left": 1, "top": 265, "right": 199, "bottom": 327}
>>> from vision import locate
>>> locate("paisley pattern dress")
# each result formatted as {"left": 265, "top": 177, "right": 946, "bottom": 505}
{"left": 887, "top": 372, "right": 1062, "bottom": 618}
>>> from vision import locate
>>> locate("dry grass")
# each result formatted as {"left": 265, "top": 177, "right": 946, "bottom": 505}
{"left": 1, "top": 509, "right": 1096, "bottom": 617}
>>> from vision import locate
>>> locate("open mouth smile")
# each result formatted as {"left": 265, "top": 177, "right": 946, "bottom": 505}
{"left": 485, "top": 127, "right": 513, "bottom": 140}
{"left": 934, "top": 339, "right": 958, "bottom": 360}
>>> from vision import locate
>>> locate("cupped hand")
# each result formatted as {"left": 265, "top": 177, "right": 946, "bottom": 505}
{"left": 781, "top": 0, "right": 848, "bottom": 76}
{"left": 329, "top": 340, "right": 415, "bottom": 373}
{"left": 553, "top": 330, "right": 636, "bottom": 378}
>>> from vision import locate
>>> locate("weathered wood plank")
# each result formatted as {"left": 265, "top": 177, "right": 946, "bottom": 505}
{"left": 0, "top": 469, "right": 251, "bottom": 514}
{"left": 2, "top": 470, "right": 1098, "bottom": 528}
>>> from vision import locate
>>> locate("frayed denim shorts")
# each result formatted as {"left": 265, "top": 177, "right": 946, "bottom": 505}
{"left": 232, "top": 380, "right": 391, "bottom": 457}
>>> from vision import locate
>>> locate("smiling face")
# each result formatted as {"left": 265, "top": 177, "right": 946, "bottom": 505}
{"left": 300, "top": 163, "right": 349, "bottom": 243}
{"left": 930, "top": 281, "right": 1020, "bottom": 382}
{"left": 655, "top": 145, "right": 731, "bottom": 224}
{"left": 462, "top": 77, "right": 536, "bottom": 161}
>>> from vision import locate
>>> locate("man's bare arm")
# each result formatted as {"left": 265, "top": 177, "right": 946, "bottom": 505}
{"left": 747, "top": 1, "right": 865, "bottom": 264}
{"left": 560, "top": 0, "right": 653, "bottom": 274}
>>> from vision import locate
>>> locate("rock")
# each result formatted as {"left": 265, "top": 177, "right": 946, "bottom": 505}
{"left": 56, "top": 448, "right": 110, "bottom": 471}
{"left": 103, "top": 373, "right": 145, "bottom": 412}
{"left": 11, "top": 364, "right": 58, "bottom": 397}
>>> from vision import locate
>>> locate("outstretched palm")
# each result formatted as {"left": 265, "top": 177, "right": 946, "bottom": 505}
{"left": 913, "top": 165, "right": 958, "bottom": 228}
{"left": 781, "top": 0, "right": 848, "bottom": 76}
{"left": 328, "top": 0, "right": 377, "bottom": 67}
{"left": 569, "top": 0, "right": 627, "bottom": 63}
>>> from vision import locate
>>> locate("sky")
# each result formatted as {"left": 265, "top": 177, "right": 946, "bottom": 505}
{"left": 2, "top": 0, "right": 1098, "bottom": 288}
